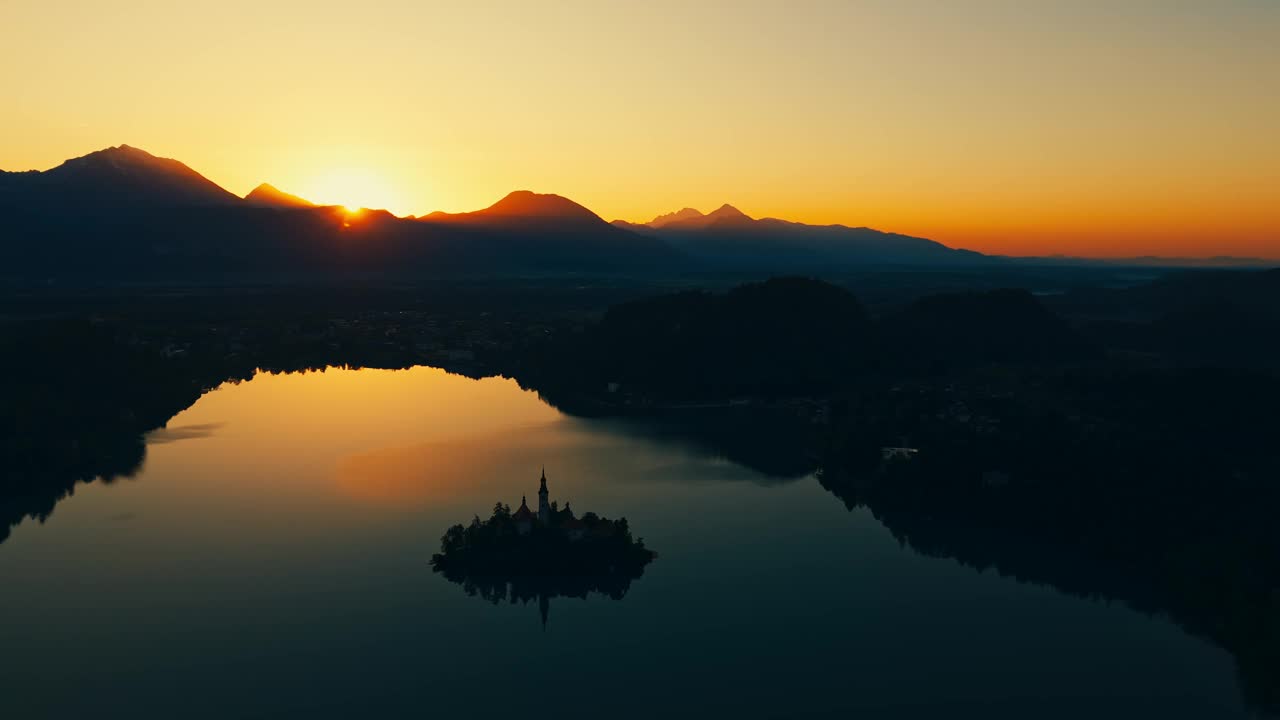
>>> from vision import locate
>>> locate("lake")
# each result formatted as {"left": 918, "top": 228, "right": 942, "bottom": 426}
{"left": 0, "top": 366, "right": 1254, "bottom": 718}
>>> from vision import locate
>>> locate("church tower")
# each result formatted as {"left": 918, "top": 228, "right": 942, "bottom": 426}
{"left": 537, "top": 467, "right": 551, "bottom": 524}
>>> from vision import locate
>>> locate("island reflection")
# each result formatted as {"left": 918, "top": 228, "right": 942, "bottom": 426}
{"left": 430, "top": 468, "right": 656, "bottom": 626}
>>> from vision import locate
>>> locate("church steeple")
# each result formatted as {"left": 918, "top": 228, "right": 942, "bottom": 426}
{"left": 537, "top": 466, "right": 551, "bottom": 523}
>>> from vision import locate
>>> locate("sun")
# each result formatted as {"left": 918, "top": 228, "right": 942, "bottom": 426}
{"left": 302, "top": 168, "right": 400, "bottom": 214}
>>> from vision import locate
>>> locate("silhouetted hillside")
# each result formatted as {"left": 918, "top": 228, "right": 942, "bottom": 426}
{"left": 9, "top": 145, "right": 1258, "bottom": 286}
{"left": 416, "top": 191, "right": 679, "bottom": 271}
{"left": 245, "top": 183, "right": 316, "bottom": 208}
{"left": 534, "top": 277, "right": 877, "bottom": 398}
{"left": 884, "top": 288, "right": 1097, "bottom": 370}
{"left": 0, "top": 149, "right": 684, "bottom": 281}
{"left": 524, "top": 279, "right": 1116, "bottom": 405}
{"left": 0, "top": 145, "right": 240, "bottom": 209}
{"left": 624, "top": 204, "right": 989, "bottom": 269}
{"left": 425, "top": 190, "right": 600, "bottom": 224}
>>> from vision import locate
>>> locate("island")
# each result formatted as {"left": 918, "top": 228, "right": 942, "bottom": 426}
{"left": 430, "top": 469, "right": 657, "bottom": 625}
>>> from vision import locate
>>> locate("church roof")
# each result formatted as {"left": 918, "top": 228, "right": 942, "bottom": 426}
{"left": 513, "top": 496, "right": 535, "bottom": 521}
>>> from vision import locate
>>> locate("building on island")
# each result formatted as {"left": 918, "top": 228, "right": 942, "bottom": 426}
{"left": 513, "top": 495, "right": 536, "bottom": 535}
{"left": 538, "top": 467, "right": 551, "bottom": 524}
{"left": 511, "top": 468, "right": 589, "bottom": 541}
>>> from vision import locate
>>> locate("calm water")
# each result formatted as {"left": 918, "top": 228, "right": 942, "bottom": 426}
{"left": 0, "top": 367, "right": 1252, "bottom": 718}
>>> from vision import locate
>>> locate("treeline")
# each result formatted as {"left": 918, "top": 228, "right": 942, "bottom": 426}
{"left": 523, "top": 276, "right": 1099, "bottom": 400}
{"left": 516, "top": 274, "right": 1280, "bottom": 710}
{"left": 817, "top": 369, "right": 1280, "bottom": 712}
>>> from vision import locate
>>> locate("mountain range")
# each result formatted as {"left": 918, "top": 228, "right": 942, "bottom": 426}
{"left": 613, "top": 204, "right": 987, "bottom": 269}
{"left": 15, "top": 143, "right": 1247, "bottom": 284}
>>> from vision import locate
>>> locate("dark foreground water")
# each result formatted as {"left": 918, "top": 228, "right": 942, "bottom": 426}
{"left": 0, "top": 367, "right": 1254, "bottom": 718}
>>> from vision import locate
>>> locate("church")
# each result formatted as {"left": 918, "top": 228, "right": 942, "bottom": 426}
{"left": 512, "top": 468, "right": 587, "bottom": 540}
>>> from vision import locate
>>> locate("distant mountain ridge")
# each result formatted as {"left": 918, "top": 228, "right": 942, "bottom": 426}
{"left": 614, "top": 203, "right": 988, "bottom": 269}
{"left": 245, "top": 183, "right": 316, "bottom": 208}
{"left": 659, "top": 204, "right": 755, "bottom": 231}
{"left": 2, "top": 144, "right": 1271, "bottom": 278}
{"left": 647, "top": 207, "right": 704, "bottom": 228}
{"left": 8, "top": 143, "right": 1257, "bottom": 284}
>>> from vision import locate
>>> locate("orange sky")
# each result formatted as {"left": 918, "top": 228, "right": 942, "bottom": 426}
{"left": 1, "top": 1, "right": 1277, "bottom": 258}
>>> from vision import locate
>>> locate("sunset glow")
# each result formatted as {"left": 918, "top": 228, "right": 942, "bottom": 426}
{"left": 301, "top": 167, "right": 402, "bottom": 215}
{"left": 1, "top": 1, "right": 1277, "bottom": 257}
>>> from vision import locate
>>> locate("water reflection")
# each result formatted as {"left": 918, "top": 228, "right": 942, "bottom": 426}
{"left": 334, "top": 424, "right": 580, "bottom": 506}
{"left": 0, "top": 364, "right": 1272, "bottom": 717}
{"left": 576, "top": 411, "right": 820, "bottom": 481}
{"left": 144, "top": 422, "right": 224, "bottom": 444}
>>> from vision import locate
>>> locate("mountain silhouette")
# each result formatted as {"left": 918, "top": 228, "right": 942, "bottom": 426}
{"left": 245, "top": 183, "right": 316, "bottom": 208}
{"left": 422, "top": 190, "right": 610, "bottom": 229}
{"left": 0, "top": 145, "right": 241, "bottom": 209}
{"left": 660, "top": 204, "right": 756, "bottom": 231}
{"left": 620, "top": 203, "right": 987, "bottom": 269}
{"left": 647, "top": 207, "right": 704, "bottom": 228}
{"left": 417, "top": 190, "right": 677, "bottom": 270}
{"left": 1, "top": 145, "right": 1000, "bottom": 282}
{"left": 0, "top": 147, "right": 686, "bottom": 280}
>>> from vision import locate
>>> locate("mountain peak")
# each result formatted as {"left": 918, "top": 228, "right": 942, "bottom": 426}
{"left": 65, "top": 144, "right": 161, "bottom": 168}
{"left": 653, "top": 203, "right": 755, "bottom": 231}
{"left": 708, "top": 203, "right": 750, "bottom": 220}
{"left": 648, "top": 207, "right": 704, "bottom": 228}
{"left": 481, "top": 190, "right": 603, "bottom": 221}
{"left": 15, "top": 144, "right": 243, "bottom": 208}
{"left": 245, "top": 182, "right": 315, "bottom": 208}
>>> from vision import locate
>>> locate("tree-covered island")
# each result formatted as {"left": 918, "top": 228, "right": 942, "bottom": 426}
{"left": 430, "top": 469, "right": 656, "bottom": 623}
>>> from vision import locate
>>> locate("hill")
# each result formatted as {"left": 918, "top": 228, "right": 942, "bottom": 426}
{"left": 245, "top": 183, "right": 316, "bottom": 208}
{"left": 536, "top": 277, "right": 879, "bottom": 398}
{"left": 417, "top": 191, "right": 678, "bottom": 271}
{"left": 422, "top": 190, "right": 620, "bottom": 229}
{"left": 882, "top": 288, "right": 1098, "bottom": 370}
{"left": 0, "top": 145, "right": 241, "bottom": 209}
{"left": 526, "top": 280, "right": 1103, "bottom": 402}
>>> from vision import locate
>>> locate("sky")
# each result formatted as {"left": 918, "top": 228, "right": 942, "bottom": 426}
{"left": 1, "top": 0, "right": 1277, "bottom": 258}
